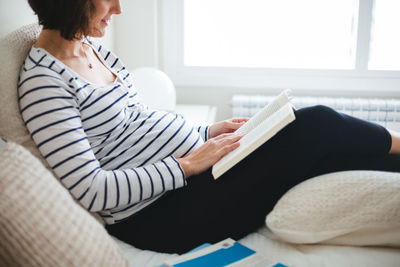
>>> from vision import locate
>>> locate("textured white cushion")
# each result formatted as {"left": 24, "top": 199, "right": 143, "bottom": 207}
{"left": 0, "top": 142, "right": 129, "bottom": 267}
{"left": 266, "top": 170, "right": 400, "bottom": 247}
{"left": 0, "top": 24, "right": 106, "bottom": 225}
{"left": 0, "top": 23, "right": 48, "bottom": 167}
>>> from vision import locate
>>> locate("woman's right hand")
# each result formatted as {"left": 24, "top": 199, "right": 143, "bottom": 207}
{"left": 177, "top": 132, "right": 244, "bottom": 177}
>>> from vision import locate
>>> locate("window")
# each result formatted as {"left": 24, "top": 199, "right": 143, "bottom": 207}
{"left": 184, "top": 0, "right": 357, "bottom": 69}
{"left": 369, "top": 0, "right": 400, "bottom": 70}
{"left": 162, "top": 0, "right": 400, "bottom": 94}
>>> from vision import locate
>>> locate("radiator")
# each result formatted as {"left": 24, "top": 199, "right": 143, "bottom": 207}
{"left": 232, "top": 94, "right": 400, "bottom": 131}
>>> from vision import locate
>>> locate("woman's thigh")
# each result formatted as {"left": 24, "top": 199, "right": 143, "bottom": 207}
{"left": 106, "top": 170, "right": 276, "bottom": 253}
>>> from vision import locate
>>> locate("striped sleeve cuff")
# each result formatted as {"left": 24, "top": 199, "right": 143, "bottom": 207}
{"left": 162, "top": 156, "right": 187, "bottom": 190}
{"left": 196, "top": 126, "right": 209, "bottom": 141}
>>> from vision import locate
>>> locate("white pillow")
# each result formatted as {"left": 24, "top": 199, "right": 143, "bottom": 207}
{"left": 0, "top": 23, "right": 48, "bottom": 167}
{"left": 266, "top": 170, "right": 400, "bottom": 247}
{"left": 0, "top": 24, "right": 105, "bottom": 225}
{"left": 0, "top": 142, "right": 129, "bottom": 267}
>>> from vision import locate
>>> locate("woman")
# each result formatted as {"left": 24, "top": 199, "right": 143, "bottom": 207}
{"left": 21, "top": 0, "right": 400, "bottom": 253}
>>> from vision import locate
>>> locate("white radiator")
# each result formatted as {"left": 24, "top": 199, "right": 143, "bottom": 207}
{"left": 232, "top": 94, "right": 400, "bottom": 131}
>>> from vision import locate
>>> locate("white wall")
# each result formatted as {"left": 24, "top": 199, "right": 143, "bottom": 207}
{"left": 0, "top": 0, "right": 37, "bottom": 37}
{"left": 113, "top": 0, "right": 159, "bottom": 70}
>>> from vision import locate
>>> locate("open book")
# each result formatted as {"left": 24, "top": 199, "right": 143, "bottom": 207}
{"left": 212, "top": 90, "right": 296, "bottom": 179}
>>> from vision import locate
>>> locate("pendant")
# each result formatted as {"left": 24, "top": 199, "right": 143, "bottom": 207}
{"left": 88, "top": 63, "right": 93, "bottom": 69}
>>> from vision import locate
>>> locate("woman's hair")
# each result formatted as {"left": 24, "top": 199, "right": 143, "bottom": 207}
{"left": 28, "top": 0, "right": 94, "bottom": 41}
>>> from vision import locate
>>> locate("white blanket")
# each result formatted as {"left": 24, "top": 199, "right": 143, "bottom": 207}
{"left": 114, "top": 226, "right": 400, "bottom": 267}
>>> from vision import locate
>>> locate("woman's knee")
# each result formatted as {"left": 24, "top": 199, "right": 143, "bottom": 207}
{"left": 298, "top": 104, "right": 336, "bottom": 116}
{"left": 296, "top": 105, "right": 343, "bottom": 127}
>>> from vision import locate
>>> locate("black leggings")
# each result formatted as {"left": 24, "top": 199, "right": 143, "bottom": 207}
{"left": 106, "top": 105, "right": 399, "bottom": 254}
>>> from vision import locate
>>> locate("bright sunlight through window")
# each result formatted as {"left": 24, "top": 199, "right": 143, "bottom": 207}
{"left": 369, "top": 0, "right": 400, "bottom": 71}
{"left": 184, "top": 0, "right": 358, "bottom": 69}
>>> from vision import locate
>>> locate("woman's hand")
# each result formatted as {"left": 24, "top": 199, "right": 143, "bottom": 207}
{"left": 177, "top": 132, "right": 244, "bottom": 177}
{"left": 208, "top": 118, "right": 249, "bottom": 139}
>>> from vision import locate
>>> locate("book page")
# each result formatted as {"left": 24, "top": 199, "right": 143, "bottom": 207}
{"left": 235, "top": 90, "right": 293, "bottom": 135}
{"left": 212, "top": 103, "right": 295, "bottom": 179}
{"left": 238, "top": 104, "right": 292, "bottom": 149}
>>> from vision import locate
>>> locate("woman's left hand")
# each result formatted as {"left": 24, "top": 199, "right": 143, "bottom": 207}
{"left": 208, "top": 118, "right": 249, "bottom": 139}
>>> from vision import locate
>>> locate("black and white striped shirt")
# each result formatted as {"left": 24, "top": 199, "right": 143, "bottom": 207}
{"left": 18, "top": 40, "right": 209, "bottom": 224}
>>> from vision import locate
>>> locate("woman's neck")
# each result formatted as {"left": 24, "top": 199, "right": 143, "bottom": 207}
{"left": 34, "top": 29, "right": 85, "bottom": 60}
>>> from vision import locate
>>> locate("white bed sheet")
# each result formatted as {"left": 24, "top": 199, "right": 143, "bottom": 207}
{"left": 114, "top": 226, "right": 400, "bottom": 267}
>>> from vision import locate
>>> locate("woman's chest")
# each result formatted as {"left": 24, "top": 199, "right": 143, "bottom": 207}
{"left": 69, "top": 63, "right": 116, "bottom": 86}
{"left": 76, "top": 83, "right": 140, "bottom": 135}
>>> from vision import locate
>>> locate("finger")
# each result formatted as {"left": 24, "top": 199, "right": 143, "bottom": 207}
{"left": 217, "top": 140, "right": 241, "bottom": 157}
{"left": 213, "top": 132, "right": 235, "bottom": 140}
{"left": 230, "top": 132, "right": 245, "bottom": 141}
{"left": 231, "top": 123, "right": 245, "bottom": 131}
{"left": 214, "top": 132, "right": 244, "bottom": 142}
{"left": 231, "top": 118, "right": 249, "bottom": 123}
{"left": 216, "top": 133, "right": 244, "bottom": 147}
{"left": 223, "top": 122, "right": 244, "bottom": 133}
{"left": 228, "top": 119, "right": 248, "bottom": 130}
{"left": 229, "top": 120, "right": 246, "bottom": 125}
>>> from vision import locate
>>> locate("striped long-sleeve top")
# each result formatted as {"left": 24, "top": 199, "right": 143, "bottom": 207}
{"left": 18, "top": 40, "right": 209, "bottom": 224}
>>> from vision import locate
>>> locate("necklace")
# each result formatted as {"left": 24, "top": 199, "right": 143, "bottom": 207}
{"left": 82, "top": 46, "right": 93, "bottom": 69}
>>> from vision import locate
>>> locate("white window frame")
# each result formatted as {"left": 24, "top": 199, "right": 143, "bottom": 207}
{"left": 161, "top": 0, "right": 400, "bottom": 96}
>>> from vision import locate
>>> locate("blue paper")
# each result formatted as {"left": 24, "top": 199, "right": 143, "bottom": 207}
{"left": 172, "top": 242, "right": 255, "bottom": 267}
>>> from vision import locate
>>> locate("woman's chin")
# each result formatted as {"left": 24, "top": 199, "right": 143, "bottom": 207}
{"left": 88, "top": 29, "right": 106, "bottom": 38}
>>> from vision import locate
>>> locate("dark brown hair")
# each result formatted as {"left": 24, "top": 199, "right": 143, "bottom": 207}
{"left": 28, "top": 0, "right": 94, "bottom": 41}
